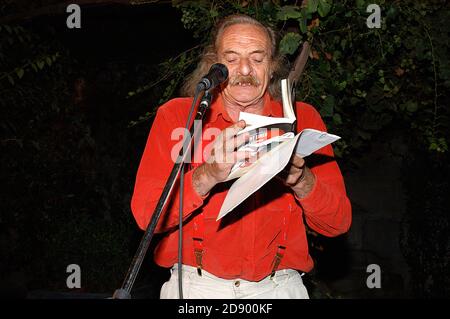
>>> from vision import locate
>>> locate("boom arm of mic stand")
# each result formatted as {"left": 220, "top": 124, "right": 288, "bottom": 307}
{"left": 112, "top": 91, "right": 213, "bottom": 299}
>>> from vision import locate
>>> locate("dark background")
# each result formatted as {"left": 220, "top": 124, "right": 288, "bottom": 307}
{"left": 1, "top": 1, "right": 449, "bottom": 299}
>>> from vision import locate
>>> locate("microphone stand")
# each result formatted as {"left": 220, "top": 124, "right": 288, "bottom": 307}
{"left": 112, "top": 90, "right": 213, "bottom": 299}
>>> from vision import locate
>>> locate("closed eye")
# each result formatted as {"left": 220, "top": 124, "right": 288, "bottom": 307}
{"left": 251, "top": 53, "right": 265, "bottom": 63}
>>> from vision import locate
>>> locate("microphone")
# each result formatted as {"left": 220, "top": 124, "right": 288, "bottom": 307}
{"left": 197, "top": 63, "right": 229, "bottom": 91}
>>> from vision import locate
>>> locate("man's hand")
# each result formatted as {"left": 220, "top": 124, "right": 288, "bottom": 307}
{"left": 278, "top": 154, "right": 316, "bottom": 198}
{"left": 192, "top": 120, "right": 250, "bottom": 197}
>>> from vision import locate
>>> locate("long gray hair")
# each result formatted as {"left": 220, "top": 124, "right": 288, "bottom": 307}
{"left": 180, "top": 14, "right": 288, "bottom": 100}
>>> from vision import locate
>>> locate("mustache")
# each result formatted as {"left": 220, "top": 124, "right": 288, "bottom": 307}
{"left": 230, "top": 75, "right": 260, "bottom": 86}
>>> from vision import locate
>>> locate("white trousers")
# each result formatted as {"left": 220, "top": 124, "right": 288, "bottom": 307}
{"left": 160, "top": 264, "right": 309, "bottom": 299}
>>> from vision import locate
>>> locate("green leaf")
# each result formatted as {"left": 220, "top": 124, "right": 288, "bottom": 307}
{"left": 210, "top": 9, "right": 218, "bottom": 18}
{"left": 336, "top": 80, "right": 347, "bottom": 91}
{"left": 306, "top": 0, "right": 319, "bottom": 14}
{"left": 321, "top": 95, "right": 335, "bottom": 117}
{"left": 279, "top": 32, "right": 302, "bottom": 55}
{"left": 318, "top": 0, "right": 332, "bottom": 17}
{"left": 299, "top": 9, "right": 308, "bottom": 34}
{"left": 276, "top": 5, "right": 301, "bottom": 20}
{"left": 369, "top": 102, "right": 386, "bottom": 113}
{"left": 406, "top": 101, "right": 418, "bottom": 113}
{"left": 7, "top": 75, "right": 14, "bottom": 85}
{"left": 333, "top": 113, "right": 342, "bottom": 125}
{"left": 16, "top": 68, "right": 24, "bottom": 79}
{"left": 438, "top": 63, "right": 450, "bottom": 80}
{"left": 356, "top": 0, "right": 365, "bottom": 9}
{"left": 46, "top": 57, "right": 52, "bottom": 66}
{"left": 350, "top": 97, "right": 360, "bottom": 106}
{"left": 37, "top": 61, "right": 45, "bottom": 69}
{"left": 357, "top": 129, "right": 371, "bottom": 140}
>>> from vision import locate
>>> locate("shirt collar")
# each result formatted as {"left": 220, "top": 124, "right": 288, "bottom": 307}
{"left": 208, "top": 92, "right": 281, "bottom": 124}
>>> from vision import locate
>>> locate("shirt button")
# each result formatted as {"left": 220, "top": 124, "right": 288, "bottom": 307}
{"left": 234, "top": 281, "right": 240, "bottom": 287}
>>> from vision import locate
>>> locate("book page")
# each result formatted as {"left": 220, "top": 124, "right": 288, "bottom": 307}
{"left": 225, "top": 109, "right": 296, "bottom": 181}
{"left": 218, "top": 129, "right": 341, "bottom": 220}
{"left": 225, "top": 132, "right": 294, "bottom": 181}
{"left": 217, "top": 134, "right": 300, "bottom": 220}
{"left": 295, "top": 129, "right": 341, "bottom": 157}
{"left": 237, "top": 112, "right": 295, "bottom": 135}
{"left": 281, "top": 78, "right": 296, "bottom": 120}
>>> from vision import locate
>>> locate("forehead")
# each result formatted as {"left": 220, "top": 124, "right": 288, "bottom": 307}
{"left": 217, "top": 23, "right": 271, "bottom": 53}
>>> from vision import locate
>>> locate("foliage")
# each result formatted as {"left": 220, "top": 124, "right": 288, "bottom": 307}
{"left": 297, "top": 0, "right": 450, "bottom": 161}
{"left": 130, "top": 0, "right": 449, "bottom": 164}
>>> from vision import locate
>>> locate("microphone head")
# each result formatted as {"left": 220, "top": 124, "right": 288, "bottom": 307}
{"left": 210, "top": 63, "right": 229, "bottom": 84}
{"left": 197, "top": 63, "right": 229, "bottom": 91}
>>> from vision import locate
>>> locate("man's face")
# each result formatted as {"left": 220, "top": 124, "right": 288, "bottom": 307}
{"left": 217, "top": 23, "right": 272, "bottom": 106}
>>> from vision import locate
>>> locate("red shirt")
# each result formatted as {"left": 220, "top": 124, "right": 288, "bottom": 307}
{"left": 131, "top": 93, "right": 352, "bottom": 281}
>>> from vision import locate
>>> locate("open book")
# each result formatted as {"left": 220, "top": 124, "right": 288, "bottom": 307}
{"left": 217, "top": 78, "right": 340, "bottom": 220}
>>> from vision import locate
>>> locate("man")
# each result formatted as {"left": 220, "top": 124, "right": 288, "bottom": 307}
{"left": 131, "top": 14, "right": 351, "bottom": 299}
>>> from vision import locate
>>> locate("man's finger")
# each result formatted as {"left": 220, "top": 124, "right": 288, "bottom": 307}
{"left": 281, "top": 164, "right": 301, "bottom": 175}
{"left": 290, "top": 154, "right": 305, "bottom": 168}
{"left": 285, "top": 172, "right": 302, "bottom": 186}
{"left": 289, "top": 164, "right": 302, "bottom": 175}
{"left": 223, "top": 120, "right": 246, "bottom": 140}
{"left": 234, "top": 150, "right": 253, "bottom": 163}
{"left": 222, "top": 132, "right": 249, "bottom": 152}
{"left": 234, "top": 132, "right": 250, "bottom": 149}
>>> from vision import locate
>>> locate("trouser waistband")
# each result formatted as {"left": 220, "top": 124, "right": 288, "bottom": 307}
{"left": 171, "top": 264, "right": 303, "bottom": 284}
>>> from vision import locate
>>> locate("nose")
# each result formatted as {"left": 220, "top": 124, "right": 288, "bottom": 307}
{"left": 238, "top": 58, "right": 252, "bottom": 76}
